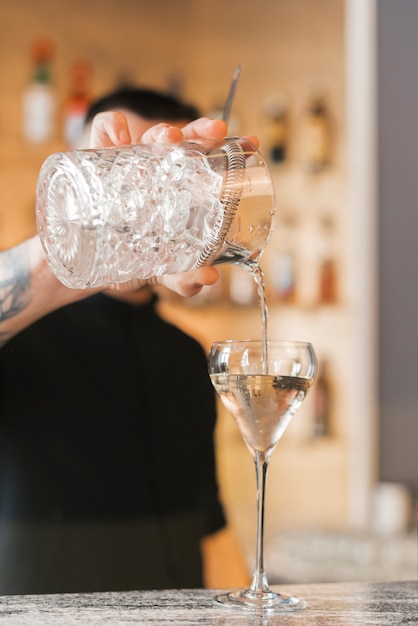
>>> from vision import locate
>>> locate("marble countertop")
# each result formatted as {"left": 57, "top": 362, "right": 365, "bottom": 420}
{"left": 262, "top": 530, "right": 418, "bottom": 584}
{"left": 0, "top": 580, "right": 415, "bottom": 625}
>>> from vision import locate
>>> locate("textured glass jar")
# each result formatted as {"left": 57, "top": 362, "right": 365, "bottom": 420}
{"left": 36, "top": 137, "right": 276, "bottom": 289}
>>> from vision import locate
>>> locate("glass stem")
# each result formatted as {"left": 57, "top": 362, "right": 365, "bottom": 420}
{"left": 250, "top": 450, "right": 271, "bottom": 594}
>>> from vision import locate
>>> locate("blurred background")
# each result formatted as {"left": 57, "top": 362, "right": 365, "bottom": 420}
{"left": 0, "top": 0, "right": 416, "bottom": 583}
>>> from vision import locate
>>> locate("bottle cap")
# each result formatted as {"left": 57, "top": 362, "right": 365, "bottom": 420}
{"left": 31, "top": 37, "right": 55, "bottom": 64}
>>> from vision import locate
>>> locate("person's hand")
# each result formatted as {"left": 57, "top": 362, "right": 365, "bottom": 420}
{"left": 89, "top": 111, "right": 259, "bottom": 151}
{"left": 155, "top": 266, "right": 220, "bottom": 298}
{"left": 140, "top": 116, "right": 259, "bottom": 151}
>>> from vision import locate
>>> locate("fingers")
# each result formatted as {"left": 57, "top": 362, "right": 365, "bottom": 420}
{"left": 181, "top": 118, "right": 228, "bottom": 141}
{"left": 89, "top": 113, "right": 185, "bottom": 148}
{"left": 140, "top": 118, "right": 228, "bottom": 147}
{"left": 160, "top": 267, "right": 219, "bottom": 297}
{"left": 241, "top": 134, "right": 259, "bottom": 149}
{"left": 139, "top": 123, "right": 184, "bottom": 145}
{"left": 89, "top": 112, "right": 260, "bottom": 154}
{"left": 104, "top": 266, "right": 219, "bottom": 298}
{"left": 89, "top": 111, "right": 132, "bottom": 148}
{"left": 181, "top": 118, "right": 260, "bottom": 152}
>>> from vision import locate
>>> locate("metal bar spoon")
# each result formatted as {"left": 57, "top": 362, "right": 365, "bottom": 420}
{"left": 222, "top": 64, "right": 242, "bottom": 123}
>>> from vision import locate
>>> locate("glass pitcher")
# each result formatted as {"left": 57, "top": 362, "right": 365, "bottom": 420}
{"left": 36, "top": 137, "right": 276, "bottom": 289}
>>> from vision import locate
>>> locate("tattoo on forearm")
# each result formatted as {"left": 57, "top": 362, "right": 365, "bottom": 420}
{"left": 0, "top": 247, "right": 32, "bottom": 328}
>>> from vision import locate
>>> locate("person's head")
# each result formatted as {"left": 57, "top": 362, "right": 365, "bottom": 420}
{"left": 77, "top": 86, "right": 201, "bottom": 148}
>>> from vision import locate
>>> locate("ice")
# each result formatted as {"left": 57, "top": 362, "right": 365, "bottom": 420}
{"left": 39, "top": 143, "right": 228, "bottom": 287}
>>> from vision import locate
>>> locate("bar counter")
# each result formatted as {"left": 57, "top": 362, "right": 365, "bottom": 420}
{"left": 0, "top": 580, "right": 415, "bottom": 625}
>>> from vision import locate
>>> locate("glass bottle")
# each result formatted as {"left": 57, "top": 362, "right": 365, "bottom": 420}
{"left": 265, "top": 97, "right": 288, "bottom": 164}
{"left": 301, "top": 96, "right": 331, "bottom": 174}
{"left": 62, "top": 60, "right": 92, "bottom": 148}
{"left": 318, "top": 215, "right": 339, "bottom": 305}
{"left": 312, "top": 359, "right": 333, "bottom": 438}
{"left": 269, "top": 215, "right": 297, "bottom": 304}
{"left": 22, "top": 37, "right": 56, "bottom": 144}
{"left": 229, "top": 264, "right": 257, "bottom": 306}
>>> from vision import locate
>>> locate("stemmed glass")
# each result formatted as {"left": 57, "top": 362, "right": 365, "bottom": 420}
{"left": 209, "top": 339, "right": 317, "bottom": 613}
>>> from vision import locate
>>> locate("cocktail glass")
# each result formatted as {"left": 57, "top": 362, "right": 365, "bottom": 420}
{"left": 209, "top": 339, "right": 317, "bottom": 612}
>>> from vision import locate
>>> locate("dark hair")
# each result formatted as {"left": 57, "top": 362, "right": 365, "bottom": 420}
{"left": 85, "top": 87, "right": 201, "bottom": 124}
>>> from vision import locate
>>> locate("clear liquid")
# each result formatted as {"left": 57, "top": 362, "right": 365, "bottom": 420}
{"left": 237, "top": 258, "right": 269, "bottom": 368}
{"left": 210, "top": 373, "right": 312, "bottom": 456}
{"left": 219, "top": 259, "right": 311, "bottom": 455}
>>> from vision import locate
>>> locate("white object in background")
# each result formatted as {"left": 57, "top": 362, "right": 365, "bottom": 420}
{"left": 22, "top": 37, "right": 56, "bottom": 144}
{"left": 372, "top": 482, "right": 412, "bottom": 535}
{"left": 23, "top": 83, "right": 55, "bottom": 143}
{"left": 229, "top": 265, "right": 257, "bottom": 306}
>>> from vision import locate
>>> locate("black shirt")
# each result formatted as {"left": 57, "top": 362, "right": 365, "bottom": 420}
{"left": 0, "top": 294, "right": 225, "bottom": 592}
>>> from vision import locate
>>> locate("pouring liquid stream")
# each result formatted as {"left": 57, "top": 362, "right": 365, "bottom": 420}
{"left": 238, "top": 260, "right": 269, "bottom": 373}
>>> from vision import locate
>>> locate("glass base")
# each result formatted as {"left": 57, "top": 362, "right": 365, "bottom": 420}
{"left": 215, "top": 588, "right": 307, "bottom": 613}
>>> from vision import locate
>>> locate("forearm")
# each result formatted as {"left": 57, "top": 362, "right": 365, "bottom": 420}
{"left": 0, "top": 236, "right": 97, "bottom": 347}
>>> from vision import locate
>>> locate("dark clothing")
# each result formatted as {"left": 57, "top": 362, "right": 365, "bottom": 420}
{"left": 0, "top": 294, "right": 225, "bottom": 594}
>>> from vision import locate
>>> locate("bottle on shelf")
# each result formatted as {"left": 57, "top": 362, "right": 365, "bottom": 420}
{"left": 312, "top": 359, "right": 333, "bottom": 438}
{"left": 301, "top": 95, "right": 332, "bottom": 174}
{"left": 269, "top": 214, "right": 297, "bottom": 304}
{"left": 62, "top": 60, "right": 93, "bottom": 148}
{"left": 229, "top": 265, "right": 257, "bottom": 306}
{"left": 264, "top": 94, "right": 288, "bottom": 165}
{"left": 22, "top": 37, "right": 56, "bottom": 144}
{"left": 318, "top": 215, "right": 339, "bottom": 305}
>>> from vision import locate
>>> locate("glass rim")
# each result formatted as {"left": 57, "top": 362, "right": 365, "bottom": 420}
{"left": 210, "top": 339, "right": 314, "bottom": 348}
